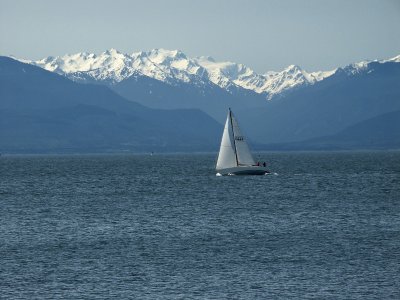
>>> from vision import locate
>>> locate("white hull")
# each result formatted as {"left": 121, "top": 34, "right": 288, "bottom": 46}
{"left": 216, "top": 166, "right": 270, "bottom": 176}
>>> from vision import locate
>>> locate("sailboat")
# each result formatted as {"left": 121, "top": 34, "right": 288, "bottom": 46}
{"left": 216, "top": 108, "right": 270, "bottom": 176}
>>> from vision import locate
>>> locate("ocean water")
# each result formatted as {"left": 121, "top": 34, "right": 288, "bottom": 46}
{"left": 0, "top": 152, "right": 399, "bottom": 299}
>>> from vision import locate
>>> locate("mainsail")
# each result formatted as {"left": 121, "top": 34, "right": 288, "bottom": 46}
{"left": 231, "top": 112, "right": 255, "bottom": 166}
{"left": 216, "top": 109, "right": 255, "bottom": 170}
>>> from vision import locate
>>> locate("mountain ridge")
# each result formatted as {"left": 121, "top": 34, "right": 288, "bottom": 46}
{"left": 0, "top": 56, "right": 222, "bottom": 153}
{"left": 19, "top": 49, "right": 399, "bottom": 100}
{"left": 238, "top": 60, "right": 400, "bottom": 144}
{"left": 4, "top": 52, "right": 400, "bottom": 151}
{"left": 17, "top": 48, "right": 378, "bottom": 99}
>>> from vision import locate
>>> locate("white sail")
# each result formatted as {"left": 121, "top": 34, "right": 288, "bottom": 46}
{"left": 216, "top": 109, "right": 268, "bottom": 175}
{"left": 216, "top": 113, "right": 237, "bottom": 170}
{"left": 230, "top": 112, "right": 256, "bottom": 166}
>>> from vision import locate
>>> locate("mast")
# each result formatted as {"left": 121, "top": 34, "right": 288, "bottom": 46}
{"left": 229, "top": 108, "right": 239, "bottom": 166}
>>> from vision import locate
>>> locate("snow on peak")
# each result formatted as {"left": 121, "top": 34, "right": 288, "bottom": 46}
{"left": 127, "top": 48, "right": 207, "bottom": 83}
{"left": 284, "top": 64, "right": 302, "bottom": 72}
{"left": 258, "top": 65, "right": 311, "bottom": 98}
{"left": 104, "top": 48, "right": 120, "bottom": 55}
{"left": 340, "top": 55, "right": 400, "bottom": 76}
{"left": 26, "top": 48, "right": 208, "bottom": 84}
{"left": 383, "top": 54, "right": 400, "bottom": 63}
{"left": 192, "top": 58, "right": 335, "bottom": 97}
{"left": 20, "top": 49, "right": 399, "bottom": 98}
{"left": 347, "top": 61, "right": 370, "bottom": 74}
{"left": 144, "top": 48, "right": 187, "bottom": 64}
{"left": 26, "top": 49, "right": 135, "bottom": 83}
{"left": 28, "top": 48, "right": 328, "bottom": 96}
{"left": 193, "top": 57, "right": 267, "bottom": 93}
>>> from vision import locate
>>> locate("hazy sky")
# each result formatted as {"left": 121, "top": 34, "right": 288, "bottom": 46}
{"left": 1, "top": 0, "right": 399, "bottom": 72}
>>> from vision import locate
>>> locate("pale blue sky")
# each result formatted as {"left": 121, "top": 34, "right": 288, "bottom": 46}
{"left": 1, "top": 0, "right": 399, "bottom": 72}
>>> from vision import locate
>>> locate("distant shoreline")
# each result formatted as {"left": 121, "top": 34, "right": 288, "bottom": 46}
{"left": 2, "top": 148, "right": 399, "bottom": 157}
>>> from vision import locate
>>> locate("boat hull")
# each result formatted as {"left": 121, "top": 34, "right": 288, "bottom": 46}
{"left": 216, "top": 166, "right": 270, "bottom": 176}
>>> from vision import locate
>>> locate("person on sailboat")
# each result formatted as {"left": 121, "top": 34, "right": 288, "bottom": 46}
{"left": 263, "top": 162, "right": 266, "bottom": 167}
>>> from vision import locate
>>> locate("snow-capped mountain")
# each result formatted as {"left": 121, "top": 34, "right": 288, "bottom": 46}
{"left": 28, "top": 49, "right": 209, "bottom": 86}
{"left": 335, "top": 54, "right": 400, "bottom": 77}
{"left": 22, "top": 49, "right": 399, "bottom": 100}
{"left": 193, "top": 57, "right": 336, "bottom": 98}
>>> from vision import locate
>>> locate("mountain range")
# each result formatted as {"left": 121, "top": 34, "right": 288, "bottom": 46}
{"left": 239, "top": 59, "right": 400, "bottom": 144}
{"left": 1, "top": 50, "right": 400, "bottom": 153}
{"left": 0, "top": 57, "right": 221, "bottom": 153}
{"left": 23, "top": 48, "right": 338, "bottom": 99}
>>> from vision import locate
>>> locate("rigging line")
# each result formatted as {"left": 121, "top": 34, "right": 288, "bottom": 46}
{"left": 229, "top": 108, "right": 239, "bottom": 167}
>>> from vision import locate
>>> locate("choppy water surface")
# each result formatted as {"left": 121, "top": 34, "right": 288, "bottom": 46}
{"left": 0, "top": 152, "right": 399, "bottom": 299}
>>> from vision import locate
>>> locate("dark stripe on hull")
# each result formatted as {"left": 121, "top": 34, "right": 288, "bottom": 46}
{"left": 231, "top": 170, "right": 269, "bottom": 175}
